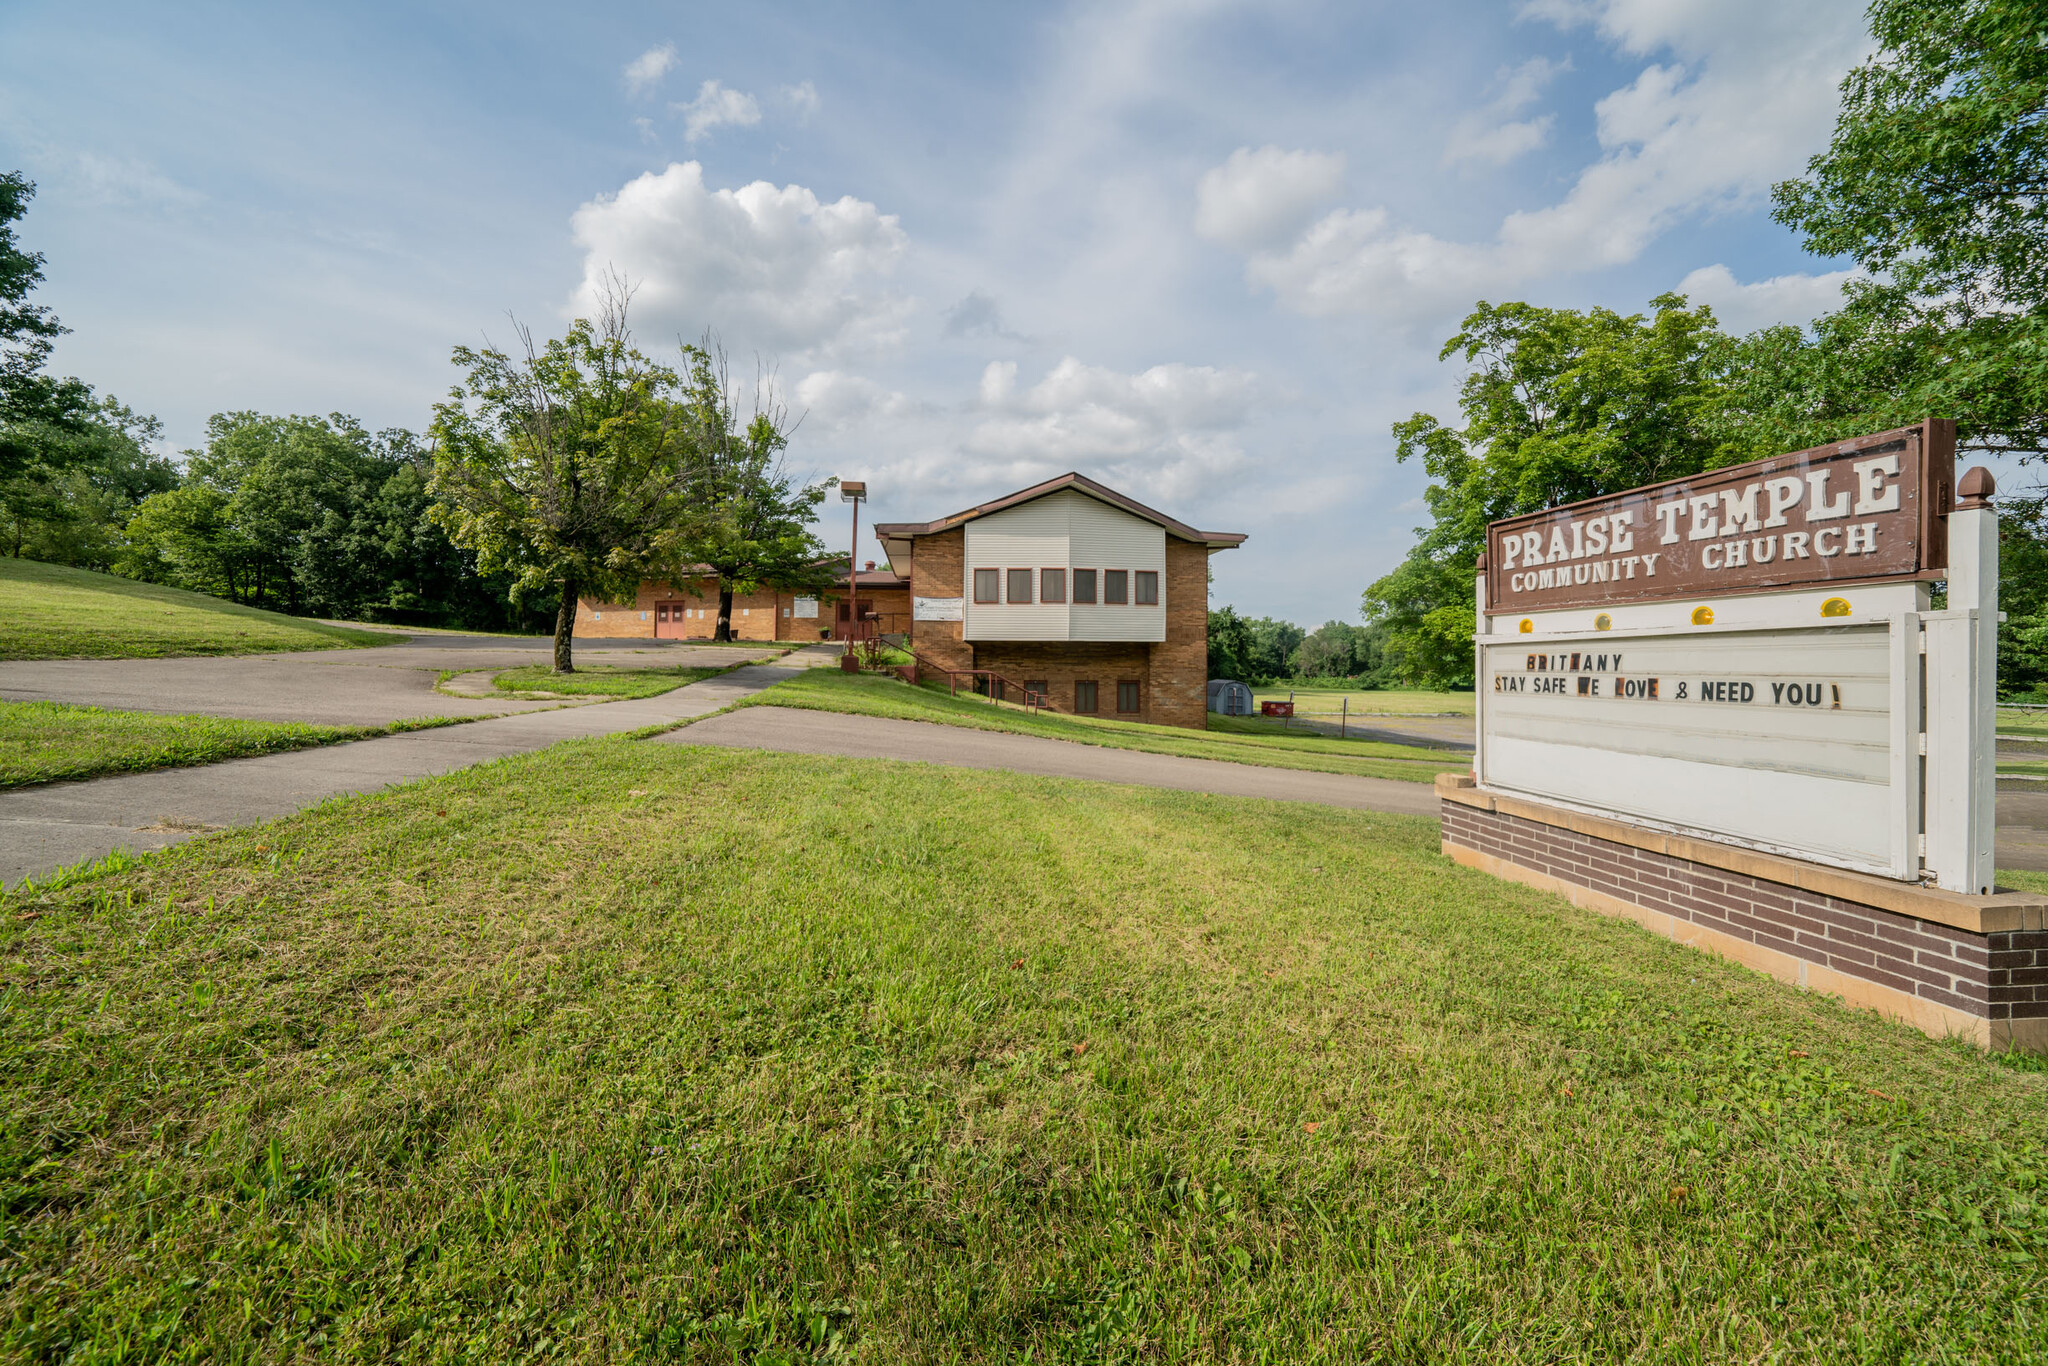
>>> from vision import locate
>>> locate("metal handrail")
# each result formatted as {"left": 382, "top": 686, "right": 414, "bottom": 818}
{"left": 884, "top": 644, "right": 1045, "bottom": 713}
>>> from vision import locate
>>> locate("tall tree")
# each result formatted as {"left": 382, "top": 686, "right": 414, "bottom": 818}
{"left": 429, "top": 285, "right": 697, "bottom": 671}
{"left": 120, "top": 412, "right": 415, "bottom": 616}
{"left": 1206, "top": 605, "right": 1255, "bottom": 682}
{"left": 1, "top": 172, "right": 92, "bottom": 479}
{"left": 1364, "top": 295, "right": 1732, "bottom": 686}
{"left": 665, "top": 346, "right": 834, "bottom": 641}
{"left": 2, "top": 396, "right": 176, "bottom": 564}
{"left": 1760, "top": 0, "right": 2048, "bottom": 460}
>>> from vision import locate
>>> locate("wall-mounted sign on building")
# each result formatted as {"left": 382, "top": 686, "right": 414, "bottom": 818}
{"left": 914, "top": 596, "right": 963, "bottom": 622}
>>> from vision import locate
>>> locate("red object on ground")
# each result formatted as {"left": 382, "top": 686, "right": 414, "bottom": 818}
{"left": 1261, "top": 700, "right": 1293, "bottom": 718}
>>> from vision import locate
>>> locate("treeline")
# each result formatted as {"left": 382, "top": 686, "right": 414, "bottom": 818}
{"left": 1205, "top": 610, "right": 1401, "bottom": 688}
{"left": 0, "top": 172, "right": 550, "bottom": 631}
{"left": 5, "top": 177, "right": 838, "bottom": 658}
{"left": 1360, "top": 3, "right": 2048, "bottom": 697}
{"left": 7, "top": 407, "right": 552, "bottom": 631}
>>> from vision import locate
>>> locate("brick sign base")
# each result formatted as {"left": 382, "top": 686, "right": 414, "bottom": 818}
{"left": 1437, "top": 774, "right": 2048, "bottom": 1052}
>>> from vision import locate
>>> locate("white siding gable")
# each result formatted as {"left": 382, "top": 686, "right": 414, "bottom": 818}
{"left": 963, "top": 489, "right": 1166, "bottom": 642}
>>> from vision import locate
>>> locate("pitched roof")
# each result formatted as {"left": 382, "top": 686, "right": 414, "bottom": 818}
{"left": 870, "top": 471, "right": 1247, "bottom": 549}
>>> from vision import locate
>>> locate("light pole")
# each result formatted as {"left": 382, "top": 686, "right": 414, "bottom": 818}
{"left": 840, "top": 479, "right": 866, "bottom": 649}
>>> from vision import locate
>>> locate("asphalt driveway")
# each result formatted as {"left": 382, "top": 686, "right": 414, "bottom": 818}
{"left": 0, "top": 632, "right": 784, "bottom": 726}
{"left": 669, "top": 706, "right": 1443, "bottom": 817}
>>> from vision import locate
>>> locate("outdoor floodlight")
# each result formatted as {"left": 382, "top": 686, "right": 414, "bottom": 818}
{"left": 840, "top": 479, "right": 867, "bottom": 503}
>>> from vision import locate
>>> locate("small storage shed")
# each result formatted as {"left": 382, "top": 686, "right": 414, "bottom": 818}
{"left": 1208, "top": 679, "right": 1254, "bottom": 716}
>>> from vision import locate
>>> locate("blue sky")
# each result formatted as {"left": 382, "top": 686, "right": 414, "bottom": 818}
{"left": 2, "top": 0, "right": 1886, "bottom": 625}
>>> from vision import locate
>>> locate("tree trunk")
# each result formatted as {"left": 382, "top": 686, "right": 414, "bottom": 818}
{"left": 715, "top": 585, "right": 735, "bottom": 642}
{"left": 553, "top": 577, "right": 578, "bottom": 673}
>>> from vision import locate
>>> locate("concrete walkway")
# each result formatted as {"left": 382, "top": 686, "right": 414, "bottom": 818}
{"left": 0, "top": 649, "right": 836, "bottom": 886}
{"left": 667, "top": 706, "right": 1444, "bottom": 817}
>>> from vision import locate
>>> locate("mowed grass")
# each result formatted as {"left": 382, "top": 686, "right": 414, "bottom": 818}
{"left": 2001, "top": 708, "right": 2048, "bottom": 738}
{"left": 1251, "top": 686, "right": 1476, "bottom": 716}
{"left": 3, "top": 741, "right": 2046, "bottom": 1360}
{"left": 0, "top": 559, "right": 386, "bottom": 660}
{"left": 736, "top": 670, "right": 1469, "bottom": 783}
{"left": 491, "top": 664, "right": 738, "bottom": 700}
{"left": 0, "top": 701, "right": 475, "bottom": 788}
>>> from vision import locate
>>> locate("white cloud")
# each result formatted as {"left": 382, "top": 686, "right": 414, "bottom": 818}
{"left": 66, "top": 152, "right": 203, "bottom": 210}
{"left": 1231, "top": 0, "right": 1871, "bottom": 323}
{"left": 622, "top": 44, "right": 677, "bottom": 96}
{"left": 675, "top": 79, "right": 762, "bottom": 143}
{"left": 778, "top": 81, "right": 821, "bottom": 119}
{"left": 789, "top": 356, "right": 1265, "bottom": 508}
{"left": 1443, "top": 56, "right": 1566, "bottom": 166}
{"left": 568, "top": 161, "right": 909, "bottom": 360}
{"left": 1194, "top": 145, "right": 1346, "bottom": 251}
{"left": 1675, "top": 263, "right": 1859, "bottom": 334}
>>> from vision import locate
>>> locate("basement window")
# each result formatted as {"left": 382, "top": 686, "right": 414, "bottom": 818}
{"left": 1073, "top": 569, "right": 1097, "bottom": 603}
{"left": 1026, "top": 680, "right": 1049, "bottom": 706}
{"left": 1135, "top": 571, "right": 1158, "bottom": 605}
{"left": 1104, "top": 570, "right": 1128, "bottom": 605}
{"left": 1041, "top": 568, "right": 1067, "bottom": 603}
{"left": 973, "top": 568, "right": 1000, "bottom": 603}
{"left": 1007, "top": 568, "right": 1033, "bottom": 603}
{"left": 1074, "top": 680, "right": 1099, "bottom": 713}
{"left": 1117, "top": 680, "right": 1141, "bottom": 713}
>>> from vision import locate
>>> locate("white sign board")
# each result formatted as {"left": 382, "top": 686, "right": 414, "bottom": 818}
{"left": 915, "top": 596, "right": 964, "bottom": 622}
{"left": 792, "top": 596, "right": 819, "bottom": 618}
{"left": 1478, "top": 616, "right": 1915, "bottom": 877}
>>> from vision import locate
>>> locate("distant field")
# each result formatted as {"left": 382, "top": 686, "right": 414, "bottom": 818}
{"left": 0, "top": 559, "right": 386, "bottom": 660}
{"left": 3, "top": 739, "right": 2043, "bottom": 1358}
{"left": 1251, "top": 685, "right": 1475, "bottom": 716}
{"left": 0, "top": 700, "right": 473, "bottom": 787}
{"left": 1999, "top": 708, "right": 2048, "bottom": 738}
{"left": 734, "top": 670, "right": 1470, "bottom": 782}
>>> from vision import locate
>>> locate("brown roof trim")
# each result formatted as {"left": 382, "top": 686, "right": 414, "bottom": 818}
{"left": 872, "top": 472, "right": 1246, "bottom": 548}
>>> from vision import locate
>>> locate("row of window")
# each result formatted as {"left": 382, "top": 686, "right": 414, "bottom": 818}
{"left": 972, "top": 567, "right": 1159, "bottom": 606}
{"left": 1020, "top": 679, "right": 1142, "bottom": 714}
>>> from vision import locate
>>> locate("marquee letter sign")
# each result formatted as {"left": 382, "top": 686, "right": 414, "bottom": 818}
{"left": 1470, "top": 421, "right": 1997, "bottom": 893}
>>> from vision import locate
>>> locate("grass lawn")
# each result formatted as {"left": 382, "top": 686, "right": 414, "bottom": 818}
{"left": 2, "top": 740, "right": 2044, "bottom": 1360}
{"left": 0, "top": 558, "right": 386, "bottom": 660}
{"left": 1251, "top": 685, "right": 1476, "bottom": 716}
{"left": 0, "top": 701, "right": 477, "bottom": 788}
{"left": 2000, "top": 708, "right": 2048, "bottom": 738}
{"left": 737, "top": 670, "right": 1470, "bottom": 783}
{"left": 490, "top": 663, "right": 746, "bottom": 700}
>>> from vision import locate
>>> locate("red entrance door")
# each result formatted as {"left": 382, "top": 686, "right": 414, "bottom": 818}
{"left": 655, "top": 603, "right": 684, "bottom": 638}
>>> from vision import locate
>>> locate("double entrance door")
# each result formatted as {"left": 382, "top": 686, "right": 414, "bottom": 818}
{"left": 654, "top": 603, "right": 689, "bottom": 638}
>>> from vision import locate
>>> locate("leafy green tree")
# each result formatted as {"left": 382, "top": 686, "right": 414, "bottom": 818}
{"left": 1206, "top": 604, "right": 1255, "bottom": 681}
{"left": 1245, "top": 616, "right": 1305, "bottom": 681}
{"left": 1996, "top": 491, "right": 2048, "bottom": 698}
{"left": 1759, "top": 0, "right": 2048, "bottom": 461}
{"left": 1290, "top": 620, "right": 1389, "bottom": 681}
{"left": 121, "top": 412, "right": 418, "bottom": 617}
{"left": 1, "top": 397, "right": 176, "bottom": 564}
{"left": 664, "top": 348, "right": 834, "bottom": 641}
{"left": 0, "top": 172, "right": 91, "bottom": 478}
{"left": 430, "top": 287, "right": 698, "bottom": 671}
{"left": 1364, "top": 295, "right": 1732, "bottom": 686}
